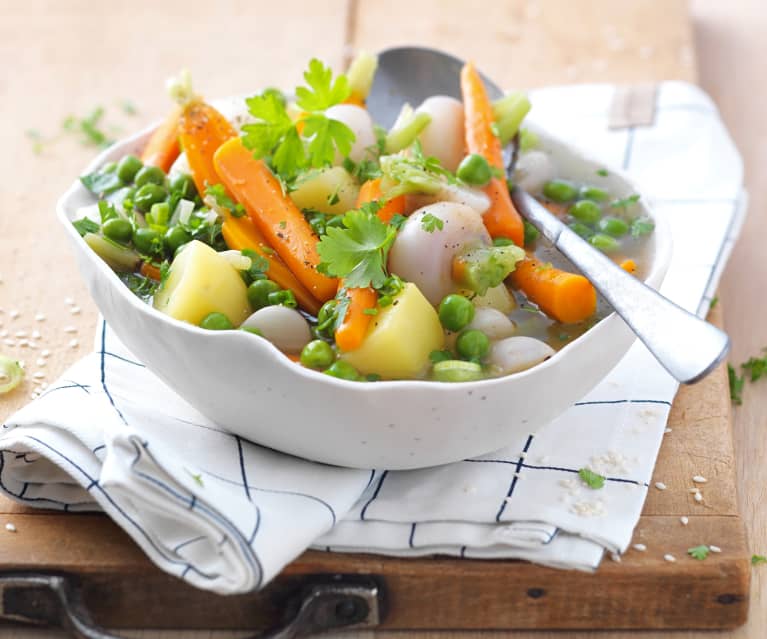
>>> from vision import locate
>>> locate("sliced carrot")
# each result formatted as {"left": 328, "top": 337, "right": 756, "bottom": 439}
{"left": 460, "top": 62, "right": 524, "bottom": 246}
{"left": 335, "top": 286, "right": 378, "bottom": 352}
{"left": 620, "top": 258, "right": 637, "bottom": 274}
{"left": 509, "top": 256, "right": 597, "bottom": 324}
{"left": 141, "top": 106, "right": 182, "bottom": 172}
{"left": 221, "top": 215, "right": 320, "bottom": 315}
{"left": 356, "top": 178, "right": 406, "bottom": 223}
{"left": 213, "top": 138, "right": 338, "bottom": 302}
{"left": 140, "top": 261, "right": 161, "bottom": 281}
{"left": 179, "top": 100, "right": 238, "bottom": 196}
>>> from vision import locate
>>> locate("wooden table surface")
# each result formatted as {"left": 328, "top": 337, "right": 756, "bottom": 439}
{"left": 1, "top": 0, "right": 764, "bottom": 636}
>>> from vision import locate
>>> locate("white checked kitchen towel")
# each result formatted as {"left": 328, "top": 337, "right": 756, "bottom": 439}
{"left": 0, "top": 82, "right": 746, "bottom": 594}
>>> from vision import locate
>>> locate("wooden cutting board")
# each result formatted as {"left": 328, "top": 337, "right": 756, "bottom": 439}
{"left": 0, "top": 0, "right": 749, "bottom": 633}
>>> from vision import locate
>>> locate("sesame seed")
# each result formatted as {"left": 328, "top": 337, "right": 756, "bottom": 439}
{"left": 664, "top": 554, "right": 676, "bottom": 562}
{"left": 709, "top": 545, "right": 721, "bottom": 553}
{"left": 688, "top": 488, "right": 701, "bottom": 493}
{"left": 41, "top": 349, "right": 51, "bottom": 357}
{"left": 3, "top": 339, "right": 15, "bottom": 347}
{"left": 519, "top": 451, "right": 527, "bottom": 459}
{"left": 0, "top": 330, "right": 6, "bottom": 337}
{"left": 18, "top": 339, "right": 29, "bottom": 348}
{"left": 63, "top": 326, "right": 77, "bottom": 333}
{"left": 5, "top": 523, "right": 16, "bottom": 533}
{"left": 31, "top": 330, "right": 41, "bottom": 340}
{"left": 40, "top": 382, "right": 48, "bottom": 390}
{"left": 655, "top": 482, "right": 667, "bottom": 491}
{"left": 27, "top": 341, "right": 37, "bottom": 350}
{"left": 680, "top": 516, "right": 689, "bottom": 525}
{"left": 14, "top": 330, "right": 27, "bottom": 338}
{"left": 694, "top": 492, "right": 704, "bottom": 503}
{"left": 70, "top": 306, "right": 81, "bottom": 315}
{"left": 513, "top": 472, "right": 522, "bottom": 479}
{"left": 29, "top": 392, "right": 37, "bottom": 400}
{"left": 9, "top": 310, "right": 19, "bottom": 319}
{"left": 36, "top": 358, "right": 45, "bottom": 367}
{"left": 32, "top": 372, "right": 45, "bottom": 380}
{"left": 68, "top": 339, "right": 79, "bottom": 349}
{"left": 64, "top": 297, "right": 74, "bottom": 305}
{"left": 692, "top": 475, "right": 707, "bottom": 483}
{"left": 34, "top": 312, "right": 46, "bottom": 321}
{"left": 664, "top": 427, "right": 672, "bottom": 434}
{"left": 633, "top": 543, "right": 647, "bottom": 552}
{"left": 609, "top": 552, "right": 621, "bottom": 562}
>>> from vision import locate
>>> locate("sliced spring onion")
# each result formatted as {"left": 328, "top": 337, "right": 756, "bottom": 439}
{"left": 84, "top": 233, "right": 141, "bottom": 272}
{"left": 346, "top": 51, "right": 378, "bottom": 101}
{"left": 492, "top": 92, "right": 531, "bottom": 145}
{"left": 0, "top": 355, "right": 24, "bottom": 394}
{"left": 385, "top": 108, "right": 432, "bottom": 154}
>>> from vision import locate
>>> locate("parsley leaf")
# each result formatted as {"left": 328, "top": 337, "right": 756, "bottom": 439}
{"left": 302, "top": 114, "right": 355, "bottom": 167}
{"left": 295, "top": 58, "right": 350, "bottom": 111}
{"left": 709, "top": 295, "right": 719, "bottom": 310}
{"left": 72, "top": 217, "right": 101, "bottom": 237}
{"left": 159, "top": 261, "right": 171, "bottom": 287}
{"left": 611, "top": 194, "right": 641, "bottom": 210}
{"left": 389, "top": 213, "right": 407, "bottom": 231}
{"left": 630, "top": 217, "right": 655, "bottom": 238}
{"left": 688, "top": 545, "right": 710, "bottom": 560}
{"left": 596, "top": 168, "right": 609, "bottom": 177}
{"left": 184, "top": 467, "right": 204, "bottom": 487}
{"left": 421, "top": 213, "right": 444, "bottom": 233}
{"left": 752, "top": 554, "right": 767, "bottom": 566}
{"left": 729, "top": 363, "right": 744, "bottom": 405}
{"left": 80, "top": 169, "right": 123, "bottom": 196}
{"left": 317, "top": 209, "right": 398, "bottom": 289}
{"left": 205, "top": 184, "right": 245, "bottom": 217}
{"left": 578, "top": 468, "right": 605, "bottom": 489}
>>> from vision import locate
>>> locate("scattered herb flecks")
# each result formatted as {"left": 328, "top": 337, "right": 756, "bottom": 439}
{"left": 751, "top": 554, "right": 767, "bottom": 566}
{"left": 728, "top": 364, "right": 744, "bottom": 405}
{"left": 578, "top": 468, "right": 605, "bottom": 490}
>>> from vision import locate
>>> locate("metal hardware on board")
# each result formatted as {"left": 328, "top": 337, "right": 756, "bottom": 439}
{"left": 0, "top": 573, "right": 383, "bottom": 638}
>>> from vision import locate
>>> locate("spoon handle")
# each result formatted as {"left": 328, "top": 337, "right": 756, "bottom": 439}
{"left": 510, "top": 187, "right": 730, "bottom": 384}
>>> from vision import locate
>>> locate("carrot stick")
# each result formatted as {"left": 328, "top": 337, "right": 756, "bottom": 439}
{"left": 141, "top": 106, "right": 182, "bottom": 172}
{"left": 213, "top": 138, "right": 338, "bottom": 302}
{"left": 333, "top": 179, "right": 404, "bottom": 351}
{"left": 140, "top": 261, "right": 161, "bottom": 281}
{"left": 335, "top": 286, "right": 378, "bottom": 352}
{"left": 509, "top": 256, "right": 597, "bottom": 324}
{"left": 221, "top": 215, "right": 320, "bottom": 315}
{"left": 460, "top": 62, "right": 524, "bottom": 246}
{"left": 356, "top": 178, "right": 406, "bottom": 223}
{"left": 179, "top": 100, "right": 238, "bottom": 196}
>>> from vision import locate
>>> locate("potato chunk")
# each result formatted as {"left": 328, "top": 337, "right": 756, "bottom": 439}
{"left": 289, "top": 167, "right": 360, "bottom": 216}
{"left": 153, "top": 240, "right": 250, "bottom": 327}
{"left": 341, "top": 283, "right": 445, "bottom": 379}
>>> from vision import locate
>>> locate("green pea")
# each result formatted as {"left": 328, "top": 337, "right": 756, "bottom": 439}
{"left": 132, "top": 227, "right": 163, "bottom": 255}
{"left": 433, "top": 360, "right": 484, "bottom": 382}
{"left": 170, "top": 173, "right": 198, "bottom": 199}
{"left": 247, "top": 279, "right": 281, "bottom": 310}
{"left": 456, "top": 329, "right": 490, "bottom": 361}
{"left": 579, "top": 185, "right": 608, "bottom": 201}
{"left": 456, "top": 153, "right": 493, "bottom": 186}
{"left": 542, "top": 179, "right": 578, "bottom": 202}
{"left": 569, "top": 221, "right": 594, "bottom": 239}
{"left": 101, "top": 217, "right": 133, "bottom": 244}
{"left": 268, "top": 289, "right": 297, "bottom": 308}
{"left": 134, "top": 165, "right": 166, "bottom": 187}
{"left": 438, "top": 294, "right": 475, "bottom": 332}
{"left": 164, "top": 226, "right": 191, "bottom": 254}
{"left": 597, "top": 216, "right": 630, "bottom": 237}
{"left": 300, "top": 340, "right": 335, "bottom": 369}
{"left": 133, "top": 184, "right": 167, "bottom": 212}
{"left": 102, "top": 161, "right": 118, "bottom": 173}
{"left": 149, "top": 202, "right": 170, "bottom": 226}
{"left": 569, "top": 199, "right": 602, "bottom": 225}
{"left": 324, "top": 360, "right": 360, "bottom": 381}
{"left": 116, "top": 155, "right": 143, "bottom": 183}
{"left": 199, "top": 312, "right": 233, "bottom": 330}
{"left": 590, "top": 233, "right": 621, "bottom": 252}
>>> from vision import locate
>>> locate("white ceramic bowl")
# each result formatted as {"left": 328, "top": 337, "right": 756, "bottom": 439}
{"left": 57, "top": 121, "right": 671, "bottom": 470}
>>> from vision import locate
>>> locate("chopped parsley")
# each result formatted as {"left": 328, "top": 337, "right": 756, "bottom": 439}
{"left": 241, "top": 59, "right": 355, "bottom": 181}
{"left": 184, "top": 467, "right": 204, "bottom": 487}
{"left": 206, "top": 184, "right": 245, "bottom": 217}
{"left": 120, "top": 99, "right": 138, "bottom": 115}
{"left": 610, "top": 194, "right": 641, "bottom": 210}
{"left": 751, "top": 554, "right": 767, "bottom": 566}
{"left": 741, "top": 351, "right": 767, "bottom": 382}
{"left": 120, "top": 273, "right": 158, "bottom": 299}
{"left": 596, "top": 168, "right": 609, "bottom": 177}
{"left": 343, "top": 157, "right": 382, "bottom": 182}
{"left": 26, "top": 129, "right": 44, "bottom": 154}
{"left": 80, "top": 168, "right": 123, "bottom": 196}
{"left": 421, "top": 213, "right": 444, "bottom": 233}
{"left": 362, "top": 307, "right": 378, "bottom": 316}
{"left": 687, "top": 545, "right": 710, "bottom": 560}
{"left": 63, "top": 107, "right": 114, "bottom": 148}
{"left": 630, "top": 217, "right": 655, "bottom": 238}
{"left": 388, "top": 213, "right": 407, "bottom": 231}
{"left": 728, "top": 364, "right": 744, "bottom": 405}
{"left": 709, "top": 295, "right": 719, "bottom": 310}
{"left": 317, "top": 208, "right": 397, "bottom": 289}
{"left": 578, "top": 467, "right": 606, "bottom": 489}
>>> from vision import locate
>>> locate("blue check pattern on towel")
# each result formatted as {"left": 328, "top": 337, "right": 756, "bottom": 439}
{"left": 0, "top": 82, "right": 746, "bottom": 594}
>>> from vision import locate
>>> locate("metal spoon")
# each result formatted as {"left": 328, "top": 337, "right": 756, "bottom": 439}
{"left": 367, "top": 46, "right": 729, "bottom": 384}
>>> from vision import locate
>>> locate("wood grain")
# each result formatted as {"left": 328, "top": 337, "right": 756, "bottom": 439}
{"left": 1, "top": 0, "right": 764, "bottom": 636}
